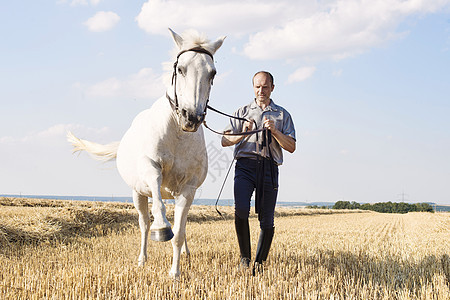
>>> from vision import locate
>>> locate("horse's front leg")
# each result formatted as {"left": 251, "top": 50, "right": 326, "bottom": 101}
{"left": 169, "top": 187, "right": 195, "bottom": 278}
{"left": 140, "top": 157, "right": 173, "bottom": 242}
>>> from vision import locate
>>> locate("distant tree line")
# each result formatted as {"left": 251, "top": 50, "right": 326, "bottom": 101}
{"left": 306, "top": 205, "right": 330, "bottom": 209}
{"left": 331, "top": 201, "right": 434, "bottom": 214}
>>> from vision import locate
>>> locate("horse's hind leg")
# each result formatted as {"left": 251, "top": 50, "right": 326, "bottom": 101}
{"left": 133, "top": 190, "right": 150, "bottom": 266}
{"left": 181, "top": 237, "right": 190, "bottom": 256}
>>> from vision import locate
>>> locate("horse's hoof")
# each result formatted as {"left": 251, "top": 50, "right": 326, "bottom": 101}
{"left": 150, "top": 227, "right": 174, "bottom": 242}
{"left": 169, "top": 271, "right": 180, "bottom": 280}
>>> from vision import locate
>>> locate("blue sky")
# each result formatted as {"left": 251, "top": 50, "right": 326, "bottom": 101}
{"left": 1, "top": 0, "right": 449, "bottom": 205}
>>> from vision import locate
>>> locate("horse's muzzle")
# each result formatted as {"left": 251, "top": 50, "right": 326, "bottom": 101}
{"left": 180, "top": 109, "right": 205, "bottom": 132}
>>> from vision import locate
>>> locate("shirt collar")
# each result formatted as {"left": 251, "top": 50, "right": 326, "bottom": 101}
{"left": 250, "top": 99, "right": 278, "bottom": 112}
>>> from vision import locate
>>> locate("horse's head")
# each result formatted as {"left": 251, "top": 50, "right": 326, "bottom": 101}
{"left": 168, "top": 29, "right": 226, "bottom": 132}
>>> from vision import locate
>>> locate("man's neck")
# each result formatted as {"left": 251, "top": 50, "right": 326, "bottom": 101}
{"left": 256, "top": 98, "right": 271, "bottom": 110}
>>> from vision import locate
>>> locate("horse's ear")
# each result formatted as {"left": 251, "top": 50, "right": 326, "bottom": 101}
{"left": 169, "top": 28, "right": 184, "bottom": 49}
{"left": 210, "top": 36, "right": 226, "bottom": 54}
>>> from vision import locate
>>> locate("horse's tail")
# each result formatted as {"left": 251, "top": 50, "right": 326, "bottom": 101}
{"left": 67, "top": 131, "right": 119, "bottom": 162}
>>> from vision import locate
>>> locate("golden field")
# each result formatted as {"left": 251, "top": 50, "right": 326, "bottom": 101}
{"left": 0, "top": 197, "right": 449, "bottom": 299}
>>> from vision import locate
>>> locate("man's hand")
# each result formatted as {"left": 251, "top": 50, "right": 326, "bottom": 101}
{"left": 221, "top": 119, "right": 254, "bottom": 147}
{"left": 243, "top": 120, "right": 254, "bottom": 132}
{"left": 263, "top": 118, "right": 278, "bottom": 134}
{"left": 263, "top": 117, "right": 296, "bottom": 153}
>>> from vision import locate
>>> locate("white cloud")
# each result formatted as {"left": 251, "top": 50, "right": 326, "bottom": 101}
{"left": 135, "top": 0, "right": 299, "bottom": 37}
{"left": 333, "top": 69, "right": 343, "bottom": 77}
{"left": 243, "top": 0, "right": 450, "bottom": 60}
{"left": 38, "top": 124, "right": 108, "bottom": 139}
{"left": 340, "top": 149, "right": 349, "bottom": 155}
{"left": 84, "top": 11, "right": 120, "bottom": 32}
{"left": 287, "top": 66, "right": 316, "bottom": 83}
{"left": 0, "top": 136, "right": 14, "bottom": 144}
{"left": 83, "top": 68, "right": 165, "bottom": 100}
{"left": 214, "top": 70, "right": 233, "bottom": 85}
{"left": 135, "top": 0, "right": 450, "bottom": 62}
{"left": 70, "top": 0, "right": 88, "bottom": 5}
{"left": 57, "top": 0, "right": 102, "bottom": 6}
{"left": 0, "top": 124, "right": 109, "bottom": 145}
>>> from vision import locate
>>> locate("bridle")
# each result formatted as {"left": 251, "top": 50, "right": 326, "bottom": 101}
{"left": 165, "top": 47, "right": 265, "bottom": 137}
{"left": 166, "top": 47, "right": 214, "bottom": 113}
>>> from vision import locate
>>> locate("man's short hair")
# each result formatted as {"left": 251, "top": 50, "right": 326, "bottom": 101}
{"left": 253, "top": 71, "right": 274, "bottom": 86}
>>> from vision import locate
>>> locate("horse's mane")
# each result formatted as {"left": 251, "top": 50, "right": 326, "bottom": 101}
{"left": 177, "top": 29, "right": 213, "bottom": 53}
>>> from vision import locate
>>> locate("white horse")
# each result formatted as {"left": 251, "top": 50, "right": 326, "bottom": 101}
{"left": 68, "top": 29, "right": 225, "bottom": 278}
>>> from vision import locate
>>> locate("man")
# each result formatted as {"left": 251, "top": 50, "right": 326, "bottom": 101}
{"left": 221, "top": 71, "right": 296, "bottom": 273}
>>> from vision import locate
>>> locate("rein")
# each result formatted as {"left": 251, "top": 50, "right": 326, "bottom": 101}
{"left": 203, "top": 120, "right": 264, "bottom": 136}
{"left": 166, "top": 46, "right": 265, "bottom": 137}
{"left": 204, "top": 104, "right": 266, "bottom": 136}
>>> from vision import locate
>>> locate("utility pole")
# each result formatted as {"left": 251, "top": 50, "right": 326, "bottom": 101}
{"left": 398, "top": 191, "right": 409, "bottom": 202}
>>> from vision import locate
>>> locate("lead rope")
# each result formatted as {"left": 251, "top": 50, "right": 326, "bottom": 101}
{"left": 210, "top": 119, "right": 260, "bottom": 219}
{"left": 213, "top": 143, "right": 239, "bottom": 219}
{"left": 204, "top": 105, "right": 277, "bottom": 219}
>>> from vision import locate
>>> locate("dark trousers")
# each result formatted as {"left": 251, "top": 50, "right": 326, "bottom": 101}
{"left": 234, "top": 157, "right": 279, "bottom": 229}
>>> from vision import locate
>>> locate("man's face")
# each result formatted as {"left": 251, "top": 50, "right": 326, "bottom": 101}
{"left": 253, "top": 73, "right": 274, "bottom": 103}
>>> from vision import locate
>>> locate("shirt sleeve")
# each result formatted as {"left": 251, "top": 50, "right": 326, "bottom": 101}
{"left": 282, "top": 110, "right": 296, "bottom": 141}
{"left": 223, "top": 110, "right": 243, "bottom": 133}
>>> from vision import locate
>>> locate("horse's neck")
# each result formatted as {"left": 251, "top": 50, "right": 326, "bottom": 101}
{"left": 155, "top": 96, "right": 192, "bottom": 140}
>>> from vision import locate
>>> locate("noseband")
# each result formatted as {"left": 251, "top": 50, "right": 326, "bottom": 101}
{"left": 166, "top": 47, "right": 214, "bottom": 113}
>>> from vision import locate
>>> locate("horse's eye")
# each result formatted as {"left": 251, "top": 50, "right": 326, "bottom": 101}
{"left": 177, "top": 67, "right": 185, "bottom": 76}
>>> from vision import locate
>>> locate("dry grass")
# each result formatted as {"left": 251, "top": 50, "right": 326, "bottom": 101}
{"left": 0, "top": 197, "right": 449, "bottom": 299}
{"left": 0, "top": 197, "right": 359, "bottom": 245}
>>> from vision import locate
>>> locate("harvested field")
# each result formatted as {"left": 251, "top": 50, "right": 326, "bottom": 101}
{"left": 0, "top": 197, "right": 449, "bottom": 299}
